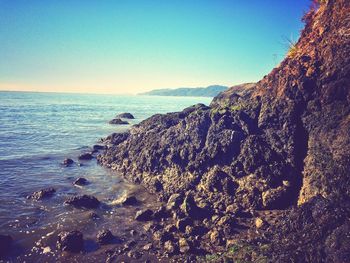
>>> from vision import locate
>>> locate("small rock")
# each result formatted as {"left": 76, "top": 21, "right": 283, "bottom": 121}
{"left": 0, "top": 234, "right": 12, "bottom": 257}
{"left": 166, "top": 193, "right": 183, "bottom": 211}
{"left": 57, "top": 231, "right": 84, "bottom": 252}
{"left": 109, "top": 118, "right": 129, "bottom": 125}
{"left": 116, "top": 113, "right": 135, "bottom": 119}
{"left": 135, "top": 209, "right": 153, "bottom": 221}
{"left": 78, "top": 153, "right": 93, "bottom": 160}
{"left": 209, "top": 230, "right": 224, "bottom": 246}
{"left": 143, "top": 243, "right": 153, "bottom": 251}
{"left": 65, "top": 195, "right": 100, "bottom": 209}
{"left": 130, "top": 230, "right": 137, "bottom": 236}
{"left": 255, "top": 217, "right": 267, "bottom": 229}
{"left": 165, "top": 224, "right": 177, "bottom": 233}
{"left": 164, "top": 240, "right": 178, "bottom": 255}
{"left": 153, "top": 206, "right": 170, "bottom": 220}
{"left": 121, "top": 196, "right": 138, "bottom": 206}
{"left": 62, "top": 158, "right": 74, "bottom": 166}
{"left": 181, "top": 194, "right": 206, "bottom": 219}
{"left": 153, "top": 231, "right": 173, "bottom": 244}
{"left": 27, "top": 188, "right": 56, "bottom": 200}
{"left": 179, "top": 238, "right": 192, "bottom": 253}
{"left": 73, "top": 177, "right": 88, "bottom": 186}
{"left": 97, "top": 230, "right": 114, "bottom": 245}
{"left": 176, "top": 217, "right": 193, "bottom": 232}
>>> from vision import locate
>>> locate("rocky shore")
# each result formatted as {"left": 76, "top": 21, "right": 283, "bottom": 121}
{"left": 97, "top": 1, "right": 350, "bottom": 262}
{"left": 1, "top": 1, "right": 349, "bottom": 262}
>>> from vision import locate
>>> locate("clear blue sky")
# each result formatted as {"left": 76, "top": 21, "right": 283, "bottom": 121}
{"left": 0, "top": 0, "right": 311, "bottom": 94}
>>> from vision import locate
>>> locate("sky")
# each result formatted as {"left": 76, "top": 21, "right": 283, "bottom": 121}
{"left": 0, "top": 0, "right": 311, "bottom": 94}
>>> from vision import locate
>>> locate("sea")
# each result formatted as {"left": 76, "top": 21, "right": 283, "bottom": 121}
{"left": 0, "top": 91, "right": 212, "bottom": 262}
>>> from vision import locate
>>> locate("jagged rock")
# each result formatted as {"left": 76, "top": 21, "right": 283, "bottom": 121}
{"left": 78, "top": 153, "right": 93, "bottom": 160}
{"left": 62, "top": 158, "right": 74, "bottom": 166}
{"left": 97, "top": 229, "right": 114, "bottom": 245}
{"left": 0, "top": 234, "right": 12, "bottom": 257}
{"left": 166, "top": 193, "right": 183, "bottom": 211}
{"left": 73, "top": 177, "right": 88, "bottom": 186}
{"left": 109, "top": 118, "right": 129, "bottom": 125}
{"left": 121, "top": 195, "right": 138, "bottom": 206}
{"left": 65, "top": 195, "right": 100, "bottom": 209}
{"left": 27, "top": 188, "right": 56, "bottom": 200}
{"left": 57, "top": 231, "right": 84, "bottom": 252}
{"left": 153, "top": 206, "right": 170, "bottom": 220}
{"left": 135, "top": 209, "right": 153, "bottom": 221}
{"left": 116, "top": 113, "right": 135, "bottom": 119}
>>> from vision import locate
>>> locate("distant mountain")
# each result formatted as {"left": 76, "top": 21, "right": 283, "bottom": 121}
{"left": 139, "top": 85, "right": 228, "bottom": 97}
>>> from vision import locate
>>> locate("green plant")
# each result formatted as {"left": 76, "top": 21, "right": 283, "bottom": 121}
{"left": 284, "top": 37, "right": 299, "bottom": 58}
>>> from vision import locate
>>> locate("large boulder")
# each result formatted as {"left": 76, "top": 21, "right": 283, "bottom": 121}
{"left": 65, "top": 195, "right": 100, "bottom": 209}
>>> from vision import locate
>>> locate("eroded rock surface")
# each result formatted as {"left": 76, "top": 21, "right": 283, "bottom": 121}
{"left": 98, "top": 0, "right": 350, "bottom": 261}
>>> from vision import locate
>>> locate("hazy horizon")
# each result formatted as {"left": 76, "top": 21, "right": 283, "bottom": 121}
{"left": 0, "top": 0, "right": 310, "bottom": 94}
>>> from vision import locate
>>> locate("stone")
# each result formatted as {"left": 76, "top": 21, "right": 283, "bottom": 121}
{"left": 143, "top": 243, "right": 153, "bottom": 251}
{"left": 121, "top": 196, "right": 138, "bottom": 206}
{"left": 109, "top": 118, "right": 129, "bottom": 125}
{"left": 73, "top": 177, "right": 88, "bottom": 186}
{"left": 153, "top": 206, "right": 170, "bottom": 220}
{"left": 97, "top": 229, "right": 114, "bottom": 245}
{"left": 62, "top": 158, "right": 74, "bottom": 166}
{"left": 176, "top": 217, "right": 193, "bottom": 232}
{"left": 166, "top": 193, "right": 183, "bottom": 211}
{"left": 116, "top": 113, "right": 135, "bottom": 119}
{"left": 164, "top": 240, "right": 178, "bottom": 255}
{"left": 78, "top": 153, "right": 93, "bottom": 160}
{"left": 27, "top": 188, "right": 56, "bottom": 200}
{"left": 179, "top": 237, "right": 192, "bottom": 253}
{"left": 57, "top": 231, "right": 84, "bottom": 252}
{"left": 209, "top": 230, "right": 224, "bottom": 246}
{"left": 65, "top": 195, "right": 100, "bottom": 209}
{"left": 0, "top": 234, "right": 12, "bottom": 257}
{"left": 255, "top": 217, "right": 266, "bottom": 229}
{"left": 135, "top": 209, "right": 153, "bottom": 221}
{"left": 153, "top": 231, "right": 173, "bottom": 243}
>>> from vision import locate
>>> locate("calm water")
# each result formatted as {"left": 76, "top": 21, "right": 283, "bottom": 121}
{"left": 0, "top": 91, "right": 212, "bottom": 262}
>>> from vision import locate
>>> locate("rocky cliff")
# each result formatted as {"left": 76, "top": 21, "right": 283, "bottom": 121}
{"left": 99, "top": 0, "right": 350, "bottom": 261}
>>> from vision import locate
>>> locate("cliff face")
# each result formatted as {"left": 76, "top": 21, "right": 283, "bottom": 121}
{"left": 98, "top": 0, "right": 350, "bottom": 261}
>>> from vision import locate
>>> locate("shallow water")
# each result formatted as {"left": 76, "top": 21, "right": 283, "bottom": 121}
{"left": 0, "top": 91, "right": 212, "bottom": 261}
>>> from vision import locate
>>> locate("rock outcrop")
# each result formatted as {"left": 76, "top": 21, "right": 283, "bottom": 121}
{"left": 98, "top": 0, "right": 350, "bottom": 260}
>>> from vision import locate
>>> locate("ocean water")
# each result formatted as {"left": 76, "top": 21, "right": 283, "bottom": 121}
{"left": 0, "top": 91, "right": 212, "bottom": 261}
